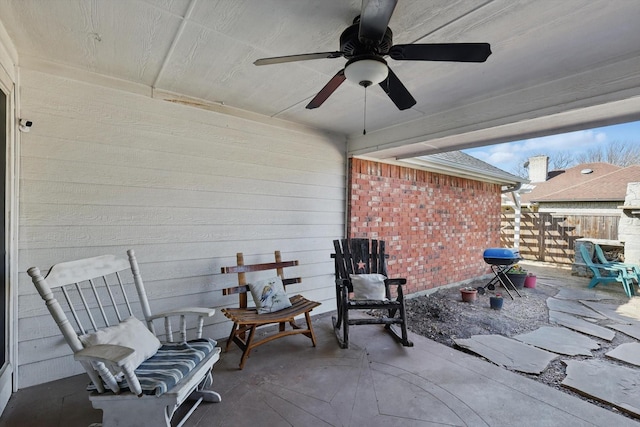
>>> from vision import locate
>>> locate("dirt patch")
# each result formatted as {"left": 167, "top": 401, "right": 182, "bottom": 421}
{"left": 404, "top": 277, "right": 637, "bottom": 419}
{"left": 407, "top": 280, "right": 555, "bottom": 345}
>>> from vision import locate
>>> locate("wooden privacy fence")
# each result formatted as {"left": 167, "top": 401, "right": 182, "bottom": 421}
{"left": 500, "top": 211, "right": 620, "bottom": 264}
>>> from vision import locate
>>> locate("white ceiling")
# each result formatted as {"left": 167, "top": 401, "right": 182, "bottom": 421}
{"left": 1, "top": 0, "right": 640, "bottom": 160}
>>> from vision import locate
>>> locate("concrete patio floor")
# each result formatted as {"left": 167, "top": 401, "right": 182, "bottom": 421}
{"left": 2, "top": 262, "right": 640, "bottom": 427}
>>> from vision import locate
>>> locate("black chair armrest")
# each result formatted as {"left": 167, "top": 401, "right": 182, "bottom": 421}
{"left": 385, "top": 278, "right": 407, "bottom": 286}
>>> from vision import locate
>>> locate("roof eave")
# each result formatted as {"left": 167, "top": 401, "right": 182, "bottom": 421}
{"left": 400, "top": 157, "right": 526, "bottom": 186}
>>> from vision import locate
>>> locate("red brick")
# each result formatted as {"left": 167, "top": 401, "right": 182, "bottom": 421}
{"left": 347, "top": 158, "right": 501, "bottom": 294}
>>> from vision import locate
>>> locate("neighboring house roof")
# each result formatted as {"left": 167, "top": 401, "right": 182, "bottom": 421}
{"left": 522, "top": 163, "right": 640, "bottom": 203}
{"left": 402, "top": 151, "right": 526, "bottom": 186}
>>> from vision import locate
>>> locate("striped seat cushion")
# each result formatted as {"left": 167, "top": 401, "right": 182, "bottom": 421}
{"left": 132, "top": 338, "right": 217, "bottom": 396}
{"left": 88, "top": 338, "right": 217, "bottom": 396}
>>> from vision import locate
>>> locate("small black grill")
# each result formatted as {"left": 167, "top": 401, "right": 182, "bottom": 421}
{"left": 479, "top": 248, "right": 523, "bottom": 299}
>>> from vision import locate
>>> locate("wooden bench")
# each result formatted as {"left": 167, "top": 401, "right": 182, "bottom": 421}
{"left": 220, "top": 251, "right": 321, "bottom": 369}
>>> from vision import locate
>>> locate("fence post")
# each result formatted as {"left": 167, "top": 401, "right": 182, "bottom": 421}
{"left": 537, "top": 213, "right": 546, "bottom": 262}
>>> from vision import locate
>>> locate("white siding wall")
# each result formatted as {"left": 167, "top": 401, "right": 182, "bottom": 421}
{"left": 17, "top": 69, "right": 345, "bottom": 388}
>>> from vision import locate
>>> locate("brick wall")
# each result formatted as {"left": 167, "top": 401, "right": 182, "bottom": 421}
{"left": 348, "top": 157, "right": 501, "bottom": 294}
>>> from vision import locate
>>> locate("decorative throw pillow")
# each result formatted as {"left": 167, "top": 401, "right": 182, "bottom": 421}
{"left": 349, "top": 274, "right": 387, "bottom": 300}
{"left": 79, "top": 316, "right": 161, "bottom": 371}
{"left": 249, "top": 276, "right": 292, "bottom": 314}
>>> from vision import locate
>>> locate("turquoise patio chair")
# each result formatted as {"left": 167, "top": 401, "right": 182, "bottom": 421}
{"left": 579, "top": 245, "right": 635, "bottom": 297}
{"left": 594, "top": 244, "right": 640, "bottom": 285}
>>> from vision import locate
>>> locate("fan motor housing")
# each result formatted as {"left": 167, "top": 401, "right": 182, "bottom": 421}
{"left": 340, "top": 22, "right": 393, "bottom": 58}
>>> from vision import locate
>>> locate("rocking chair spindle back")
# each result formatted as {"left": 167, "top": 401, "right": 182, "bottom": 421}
{"left": 28, "top": 250, "right": 221, "bottom": 427}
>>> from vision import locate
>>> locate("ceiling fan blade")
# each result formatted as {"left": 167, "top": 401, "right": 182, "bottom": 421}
{"left": 306, "top": 69, "right": 347, "bottom": 109}
{"left": 379, "top": 67, "right": 416, "bottom": 110}
{"left": 389, "top": 43, "right": 492, "bottom": 62}
{"left": 358, "top": 0, "right": 398, "bottom": 43}
{"left": 254, "top": 51, "right": 343, "bottom": 66}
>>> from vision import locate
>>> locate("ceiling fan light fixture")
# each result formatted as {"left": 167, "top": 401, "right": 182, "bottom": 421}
{"left": 344, "top": 57, "right": 388, "bottom": 87}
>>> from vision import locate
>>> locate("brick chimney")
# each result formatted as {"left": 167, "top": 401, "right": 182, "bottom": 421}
{"left": 527, "top": 155, "right": 549, "bottom": 183}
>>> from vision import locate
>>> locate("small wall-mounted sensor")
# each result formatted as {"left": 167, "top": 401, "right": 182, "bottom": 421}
{"left": 19, "top": 119, "right": 33, "bottom": 132}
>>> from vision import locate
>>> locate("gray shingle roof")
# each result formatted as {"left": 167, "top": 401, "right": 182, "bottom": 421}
{"left": 524, "top": 163, "right": 640, "bottom": 203}
{"left": 417, "top": 151, "right": 526, "bottom": 184}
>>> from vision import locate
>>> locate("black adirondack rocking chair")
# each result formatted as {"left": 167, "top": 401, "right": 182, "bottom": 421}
{"left": 331, "top": 239, "right": 413, "bottom": 348}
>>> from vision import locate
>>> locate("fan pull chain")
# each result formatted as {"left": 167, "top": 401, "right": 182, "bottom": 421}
{"left": 363, "top": 86, "right": 367, "bottom": 135}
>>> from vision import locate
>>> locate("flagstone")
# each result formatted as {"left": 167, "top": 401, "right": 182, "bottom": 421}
{"left": 513, "top": 326, "right": 599, "bottom": 356}
{"left": 608, "top": 322, "right": 640, "bottom": 340}
{"left": 453, "top": 334, "right": 557, "bottom": 374}
{"left": 546, "top": 297, "right": 606, "bottom": 319}
{"left": 548, "top": 310, "right": 615, "bottom": 341}
{"left": 606, "top": 342, "right": 640, "bottom": 367}
{"left": 554, "top": 288, "right": 609, "bottom": 301}
{"left": 563, "top": 359, "right": 640, "bottom": 418}
{"left": 580, "top": 300, "right": 640, "bottom": 323}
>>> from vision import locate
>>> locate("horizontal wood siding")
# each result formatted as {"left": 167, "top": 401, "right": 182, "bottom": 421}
{"left": 17, "top": 69, "right": 345, "bottom": 387}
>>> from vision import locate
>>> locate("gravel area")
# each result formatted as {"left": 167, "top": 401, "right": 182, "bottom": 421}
{"left": 404, "top": 276, "right": 638, "bottom": 420}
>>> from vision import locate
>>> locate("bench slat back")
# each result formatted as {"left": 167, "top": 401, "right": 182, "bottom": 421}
{"left": 221, "top": 251, "right": 301, "bottom": 308}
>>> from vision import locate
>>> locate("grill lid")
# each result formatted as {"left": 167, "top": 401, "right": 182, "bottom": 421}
{"left": 483, "top": 247, "right": 521, "bottom": 264}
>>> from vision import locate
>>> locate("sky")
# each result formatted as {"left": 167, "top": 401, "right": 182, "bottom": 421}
{"left": 463, "top": 120, "right": 640, "bottom": 175}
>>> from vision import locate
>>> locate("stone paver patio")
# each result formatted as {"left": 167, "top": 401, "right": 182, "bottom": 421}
{"left": 454, "top": 261, "right": 640, "bottom": 420}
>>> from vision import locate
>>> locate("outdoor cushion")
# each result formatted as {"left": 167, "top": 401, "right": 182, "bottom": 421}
{"left": 88, "top": 338, "right": 218, "bottom": 396}
{"left": 133, "top": 338, "right": 217, "bottom": 396}
{"left": 349, "top": 274, "right": 387, "bottom": 300}
{"left": 79, "top": 316, "right": 161, "bottom": 371}
{"left": 249, "top": 276, "right": 292, "bottom": 314}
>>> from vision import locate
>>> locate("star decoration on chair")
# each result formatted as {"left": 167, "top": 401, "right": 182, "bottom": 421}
{"left": 356, "top": 260, "right": 366, "bottom": 272}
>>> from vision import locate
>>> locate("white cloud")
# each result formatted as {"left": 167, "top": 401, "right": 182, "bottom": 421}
{"left": 484, "top": 150, "right": 519, "bottom": 165}
{"left": 519, "top": 130, "right": 607, "bottom": 152}
{"left": 465, "top": 129, "right": 612, "bottom": 171}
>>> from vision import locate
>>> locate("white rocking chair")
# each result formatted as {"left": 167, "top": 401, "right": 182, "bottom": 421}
{"left": 27, "top": 249, "right": 221, "bottom": 427}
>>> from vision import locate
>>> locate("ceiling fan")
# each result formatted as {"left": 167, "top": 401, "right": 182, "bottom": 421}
{"left": 254, "top": 0, "right": 491, "bottom": 111}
